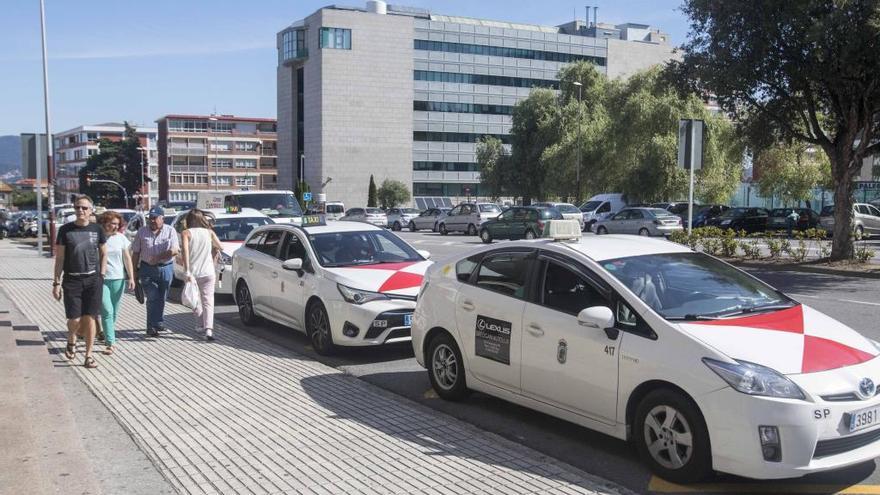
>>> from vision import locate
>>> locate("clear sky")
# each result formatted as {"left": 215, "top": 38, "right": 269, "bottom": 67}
{"left": 0, "top": 0, "right": 688, "bottom": 136}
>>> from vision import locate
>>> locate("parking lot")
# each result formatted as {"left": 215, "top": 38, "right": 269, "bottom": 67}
{"left": 204, "top": 229, "right": 880, "bottom": 494}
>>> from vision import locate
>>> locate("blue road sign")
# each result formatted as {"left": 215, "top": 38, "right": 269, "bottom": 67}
{"left": 303, "top": 192, "right": 312, "bottom": 201}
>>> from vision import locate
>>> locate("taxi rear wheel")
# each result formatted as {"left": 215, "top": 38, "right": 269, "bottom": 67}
{"left": 634, "top": 389, "right": 711, "bottom": 484}
{"left": 427, "top": 333, "right": 468, "bottom": 401}
{"left": 236, "top": 281, "right": 260, "bottom": 326}
{"left": 307, "top": 301, "right": 336, "bottom": 355}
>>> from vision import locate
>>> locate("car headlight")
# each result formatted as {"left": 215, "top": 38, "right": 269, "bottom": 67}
{"left": 219, "top": 252, "right": 233, "bottom": 265}
{"left": 337, "top": 283, "right": 389, "bottom": 304}
{"left": 703, "top": 358, "right": 805, "bottom": 400}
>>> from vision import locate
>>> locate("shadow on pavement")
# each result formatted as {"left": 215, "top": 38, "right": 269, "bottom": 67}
{"left": 745, "top": 266, "right": 871, "bottom": 297}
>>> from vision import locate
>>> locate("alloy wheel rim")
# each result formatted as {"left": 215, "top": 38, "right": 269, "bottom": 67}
{"left": 643, "top": 405, "right": 694, "bottom": 470}
{"left": 237, "top": 285, "right": 253, "bottom": 320}
{"left": 310, "top": 306, "right": 330, "bottom": 349}
{"left": 481, "top": 230, "right": 489, "bottom": 241}
{"left": 640, "top": 229, "right": 649, "bottom": 236}
{"left": 432, "top": 344, "right": 458, "bottom": 390}
{"left": 526, "top": 230, "right": 535, "bottom": 239}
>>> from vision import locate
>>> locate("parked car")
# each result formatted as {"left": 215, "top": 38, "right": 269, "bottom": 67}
{"left": 478, "top": 206, "right": 564, "bottom": 243}
{"left": 691, "top": 204, "right": 730, "bottom": 228}
{"left": 412, "top": 235, "right": 880, "bottom": 482}
{"left": 594, "top": 208, "right": 683, "bottom": 236}
{"left": 580, "top": 193, "right": 628, "bottom": 231}
{"left": 766, "top": 208, "right": 820, "bottom": 232}
{"left": 705, "top": 207, "right": 770, "bottom": 233}
{"left": 532, "top": 202, "right": 585, "bottom": 230}
{"left": 386, "top": 208, "right": 422, "bottom": 231}
{"left": 323, "top": 201, "right": 345, "bottom": 221}
{"left": 439, "top": 203, "right": 503, "bottom": 236}
{"left": 651, "top": 202, "right": 694, "bottom": 218}
{"left": 339, "top": 207, "right": 388, "bottom": 227}
{"left": 819, "top": 203, "right": 880, "bottom": 239}
{"left": 408, "top": 207, "right": 451, "bottom": 232}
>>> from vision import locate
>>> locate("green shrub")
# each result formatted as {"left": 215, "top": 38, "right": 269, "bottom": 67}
{"left": 787, "top": 231, "right": 808, "bottom": 262}
{"left": 720, "top": 229, "right": 738, "bottom": 258}
{"left": 669, "top": 230, "right": 689, "bottom": 246}
{"left": 855, "top": 241, "right": 876, "bottom": 263}
{"left": 765, "top": 235, "right": 784, "bottom": 260}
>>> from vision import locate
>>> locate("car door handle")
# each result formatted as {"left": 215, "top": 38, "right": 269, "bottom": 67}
{"left": 271, "top": 271, "right": 278, "bottom": 279}
{"left": 526, "top": 323, "right": 544, "bottom": 337}
{"left": 248, "top": 262, "right": 254, "bottom": 270}
{"left": 461, "top": 300, "right": 475, "bottom": 311}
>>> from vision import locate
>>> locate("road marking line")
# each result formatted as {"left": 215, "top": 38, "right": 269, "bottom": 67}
{"left": 648, "top": 476, "right": 880, "bottom": 494}
{"left": 790, "top": 294, "right": 880, "bottom": 307}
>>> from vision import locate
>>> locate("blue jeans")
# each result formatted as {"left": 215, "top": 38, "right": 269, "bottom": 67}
{"left": 139, "top": 263, "right": 173, "bottom": 331}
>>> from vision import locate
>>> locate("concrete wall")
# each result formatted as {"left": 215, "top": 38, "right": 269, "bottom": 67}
{"left": 605, "top": 38, "right": 678, "bottom": 80}
{"left": 277, "top": 63, "right": 295, "bottom": 191}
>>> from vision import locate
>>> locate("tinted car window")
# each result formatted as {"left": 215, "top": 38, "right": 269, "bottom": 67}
{"left": 542, "top": 262, "right": 607, "bottom": 315}
{"left": 857, "top": 205, "right": 870, "bottom": 215}
{"left": 555, "top": 204, "right": 581, "bottom": 214}
{"left": 281, "top": 232, "right": 307, "bottom": 261}
{"left": 476, "top": 252, "right": 532, "bottom": 299}
{"left": 629, "top": 210, "right": 645, "bottom": 219}
{"left": 541, "top": 208, "right": 563, "bottom": 219}
{"left": 868, "top": 205, "right": 880, "bottom": 217}
{"left": 598, "top": 202, "right": 611, "bottom": 213}
{"left": 480, "top": 204, "right": 501, "bottom": 214}
{"left": 245, "top": 231, "right": 265, "bottom": 249}
{"left": 456, "top": 254, "right": 482, "bottom": 282}
{"left": 213, "top": 217, "right": 273, "bottom": 242}
{"left": 259, "top": 230, "right": 284, "bottom": 258}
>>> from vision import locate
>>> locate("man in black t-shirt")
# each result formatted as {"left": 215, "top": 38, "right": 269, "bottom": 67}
{"left": 53, "top": 195, "right": 107, "bottom": 369}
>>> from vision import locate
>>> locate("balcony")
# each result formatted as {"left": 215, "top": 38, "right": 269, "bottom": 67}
{"left": 412, "top": 171, "right": 481, "bottom": 183}
{"left": 169, "top": 146, "right": 207, "bottom": 156}
{"left": 169, "top": 165, "right": 208, "bottom": 173}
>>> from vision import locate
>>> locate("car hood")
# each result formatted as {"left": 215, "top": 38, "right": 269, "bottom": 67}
{"left": 676, "top": 305, "right": 878, "bottom": 375}
{"left": 219, "top": 240, "right": 245, "bottom": 257}
{"left": 323, "top": 260, "right": 433, "bottom": 297}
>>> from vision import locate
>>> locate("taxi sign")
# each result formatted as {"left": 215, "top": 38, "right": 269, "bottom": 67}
{"left": 301, "top": 214, "right": 326, "bottom": 227}
{"left": 225, "top": 205, "right": 241, "bottom": 214}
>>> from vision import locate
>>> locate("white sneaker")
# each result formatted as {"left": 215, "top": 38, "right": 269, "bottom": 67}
{"left": 205, "top": 329, "right": 214, "bottom": 341}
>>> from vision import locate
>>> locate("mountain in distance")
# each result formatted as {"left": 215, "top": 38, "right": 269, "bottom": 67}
{"left": 0, "top": 135, "right": 22, "bottom": 175}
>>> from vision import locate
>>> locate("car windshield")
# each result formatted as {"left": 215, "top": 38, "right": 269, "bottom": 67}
{"left": 365, "top": 208, "right": 384, "bottom": 215}
{"left": 555, "top": 204, "right": 580, "bottom": 214}
{"left": 602, "top": 252, "right": 793, "bottom": 320}
{"left": 234, "top": 194, "right": 303, "bottom": 219}
{"left": 648, "top": 208, "right": 675, "bottom": 217}
{"left": 308, "top": 230, "right": 423, "bottom": 267}
{"left": 212, "top": 217, "right": 273, "bottom": 242}
{"left": 325, "top": 204, "right": 344, "bottom": 214}
{"left": 718, "top": 207, "right": 747, "bottom": 218}
{"left": 400, "top": 208, "right": 421, "bottom": 214}
{"left": 667, "top": 204, "right": 690, "bottom": 214}
{"left": 479, "top": 204, "right": 501, "bottom": 213}
{"left": 580, "top": 200, "right": 602, "bottom": 211}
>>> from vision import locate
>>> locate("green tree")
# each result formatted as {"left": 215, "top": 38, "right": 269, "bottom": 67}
{"left": 754, "top": 142, "right": 831, "bottom": 206}
{"left": 476, "top": 136, "right": 508, "bottom": 200}
{"left": 676, "top": 0, "right": 880, "bottom": 259}
{"left": 367, "top": 175, "right": 378, "bottom": 207}
{"left": 377, "top": 179, "right": 411, "bottom": 209}
{"left": 508, "top": 88, "right": 560, "bottom": 204}
{"left": 78, "top": 122, "right": 143, "bottom": 208}
{"left": 12, "top": 190, "right": 45, "bottom": 209}
{"left": 294, "top": 180, "right": 311, "bottom": 210}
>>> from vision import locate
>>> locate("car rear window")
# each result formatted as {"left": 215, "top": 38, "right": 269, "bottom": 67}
{"left": 555, "top": 204, "right": 580, "bottom": 214}
{"left": 479, "top": 204, "right": 501, "bottom": 214}
{"left": 540, "top": 208, "right": 564, "bottom": 219}
{"left": 365, "top": 208, "right": 384, "bottom": 214}
{"left": 325, "top": 205, "right": 344, "bottom": 214}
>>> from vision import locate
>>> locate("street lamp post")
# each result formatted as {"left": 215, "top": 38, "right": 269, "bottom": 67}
{"left": 572, "top": 81, "right": 583, "bottom": 206}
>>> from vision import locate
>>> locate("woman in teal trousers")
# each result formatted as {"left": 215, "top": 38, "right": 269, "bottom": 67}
{"left": 99, "top": 211, "right": 135, "bottom": 355}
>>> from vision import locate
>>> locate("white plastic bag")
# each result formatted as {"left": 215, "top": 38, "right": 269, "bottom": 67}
{"left": 182, "top": 276, "right": 203, "bottom": 316}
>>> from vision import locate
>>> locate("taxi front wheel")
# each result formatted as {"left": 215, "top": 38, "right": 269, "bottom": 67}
{"left": 427, "top": 333, "right": 469, "bottom": 401}
{"left": 634, "top": 389, "right": 712, "bottom": 484}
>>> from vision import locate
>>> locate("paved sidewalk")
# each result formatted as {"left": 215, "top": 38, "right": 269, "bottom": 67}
{"left": 0, "top": 241, "right": 628, "bottom": 495}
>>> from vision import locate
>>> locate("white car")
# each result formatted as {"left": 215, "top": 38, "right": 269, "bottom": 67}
{"left": 171, "top": 208, "right": 273, "bottom": 294}
{"left": 386, "top": 208, "right": 422, "bottom": 231}
{"left": 340, "top": 207, "right": 388, "bottom": 227}
{"left": 532, "top": 202, "right": 586, "bottom": 230}
{"left": 231, "top": 220, "right": 433, "bottom": 355}
{"left": 412, "top": 235, "right": 880, "bottom": 482}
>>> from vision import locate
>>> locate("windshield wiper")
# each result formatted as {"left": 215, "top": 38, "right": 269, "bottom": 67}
{"left": 714, "top": 303, "right": 796, "bottom": 318}
{"left": 666, "top": 314, "right": 723, "bottom": 321}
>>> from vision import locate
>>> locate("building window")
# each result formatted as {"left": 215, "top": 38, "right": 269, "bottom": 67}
{"left": 74, "top": 150, "right": 83, "bottom": 160}
{"left": 414, "top": 39, "right": 606, "bottom": 66}
{"left": 168, "top": 120, "right": 208, "bottom": 133}
{"left": 414, "top": 70, "right": 559, "bottom": 90}
{"left": 87, "top": 132, "right": 98, "bottom": 141}
{"left": 235, "top": 176, "right": 256, "bottom": 187}
{"left": 280, "top": 29, "right": 308, "bottom": 63}
{"left": 413, "top": 131, "right": 511, "bottom": 145}
{"left": 235, "top": 141, "right": 258, "bottom": 152}
{"left": 211, "top": 158, "right": 233, "bottom": 168}
{"left": 413, "top": 161, "right": 480, "bottom": 172}
{"left": 319, "top": 27, "right": 351, "bottom": 50}
{"left": 210, "top": 176, "right": 232, "bottom": 186}
{"left": 414, "top": 100, "right": 514, "bottom": 116}
{"left": 88, "top": 149, "right": 97, "bottom": 157}
{"left": 209, "top": 121, "right": 234, "bottom": 133}
{"left": 414, "top": 183, "right": 482, "bottom": 196}
{"left": 234, "top": 159, "right": 257, "bottom": 168}
{"left": 210, "top": 141, "right": 232, "bottom": 152}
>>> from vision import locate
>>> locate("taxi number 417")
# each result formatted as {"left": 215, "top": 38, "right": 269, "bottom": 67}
{"left": 848, "top": 405, "right": 880, "bottom": 432}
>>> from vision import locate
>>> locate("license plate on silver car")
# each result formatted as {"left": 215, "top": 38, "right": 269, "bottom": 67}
{"left": 848, "top": 405, "right": 880, "bottom": 432}
{"left": 404, "top": 313, "right": 413, "bottom": 326}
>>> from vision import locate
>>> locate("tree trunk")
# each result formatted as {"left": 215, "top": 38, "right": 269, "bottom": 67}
{"left": 829, "top": 154, "right": 856, "bottom": 261}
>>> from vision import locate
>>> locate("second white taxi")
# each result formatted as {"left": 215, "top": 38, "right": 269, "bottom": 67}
{"left": 232, "top": 218, "right": 433, "bottom": 354}
{"left": 412, "top": 233, "right": 880, "bottom": 482}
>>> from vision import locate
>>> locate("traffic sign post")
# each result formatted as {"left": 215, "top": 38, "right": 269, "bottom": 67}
{"left": 678, "top": 119, "right": 705, "bottom": 234}
{"left": 303, "top": 192, "right": 312, "bottom": 202}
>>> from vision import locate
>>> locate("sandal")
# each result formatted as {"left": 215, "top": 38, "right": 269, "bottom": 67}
{"left": 83, "top": 356, "right": 98, "bottom": 369}
{"left": 102, "top": 346, "right": 114, "bottom": 356}
{"left": 64, "top": 342, "right": 75, "bottom": 360}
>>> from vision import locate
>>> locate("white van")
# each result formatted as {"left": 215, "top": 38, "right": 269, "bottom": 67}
{"left": 580, "top": 193, "right": 628, "bottom": 231}
{"left": 197, "top": 190, "right": 303, "bottom": 225}
{"left": 323, "top": 201, "right": 345, "bottom": 221}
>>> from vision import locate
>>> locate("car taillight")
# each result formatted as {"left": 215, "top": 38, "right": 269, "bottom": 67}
{"left": 537, "top": 220, "right": 545, "bottom": 231}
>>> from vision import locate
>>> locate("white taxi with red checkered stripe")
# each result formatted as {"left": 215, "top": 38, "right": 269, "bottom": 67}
{"left": 231, "top": 219, "right": 432, "bottom": 354}
{"left": 411, "top": 234, "right": 880, "bottom": 482}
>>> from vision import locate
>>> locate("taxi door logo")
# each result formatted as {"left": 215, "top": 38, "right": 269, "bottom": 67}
{"left": 475, "top": 315, "right": 511, "bottom": 365}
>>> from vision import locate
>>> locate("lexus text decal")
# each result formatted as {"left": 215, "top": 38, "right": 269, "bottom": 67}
{"left": 475, "top": 315, "right": 511, "bottom": 365}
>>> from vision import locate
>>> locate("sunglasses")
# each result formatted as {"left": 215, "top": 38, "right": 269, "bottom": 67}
{"left": 74, "top": 206, "right": 91, "bottom": 211}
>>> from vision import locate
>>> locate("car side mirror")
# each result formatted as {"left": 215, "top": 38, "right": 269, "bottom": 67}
{"left": 282, "top": 258, "right": 303, "bottom": 271}
{"left": 578, "top": 306, "right": 615, "bottom": 330}
{"left": 417, "top": 249, "right": 431, "bottom": 259}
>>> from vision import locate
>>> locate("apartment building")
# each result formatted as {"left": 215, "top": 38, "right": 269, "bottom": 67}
{"left": 277, "top": 1, "right": 677, "bottom": 208}
{"left": 156, "top": 115, "right": 278, "bottom": 202}
{"left": 53, "top": 123, "right": 158, "bottom": 205}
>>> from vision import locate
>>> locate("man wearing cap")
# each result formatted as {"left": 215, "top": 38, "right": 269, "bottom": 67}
{"left": 131, "top": 206, "right": 179, "bottom": 337}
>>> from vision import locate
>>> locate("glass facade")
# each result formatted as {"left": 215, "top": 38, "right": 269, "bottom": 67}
{"left": 414, "top": 183, "right": 484, "bottom": 196}
{"left": 414, "top": 161, "right": 480, "bottom": 172}
{"left": 415, "top": 39, "right": 605, "bottom": 66}
{"left": 414, "top": 70, "right": 559, "bottom": 89}
{"left": 413, "top": 131, "right": 511, "bottom": 145}
{"left": 319, "top": 27, "right": 351, "bottom": 50}
{"left": 413, "top": 100, "right": 513, "bottom": 116}
{"left": 280, "top": 29, "right": 307, "bottom": 63}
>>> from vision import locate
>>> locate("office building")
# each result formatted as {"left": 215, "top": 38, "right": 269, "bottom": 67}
{"left": 277, "top": 1, "right": 677, "bottom": 207}
{"left": 53, "top": 124, "right": 159, "bottom": 205}
{"left": 156, "top": 115, "right": 278, "bottom": 202}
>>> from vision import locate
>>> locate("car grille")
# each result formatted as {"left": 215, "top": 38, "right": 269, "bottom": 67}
{"left": 814, "top": 428, "right": 880, "bottom": 458}
{"left": 364, "top": 311, "right": 413, "bottom": 339}
{"left": 384, "top": 328, "right": 411, "bottom": 342}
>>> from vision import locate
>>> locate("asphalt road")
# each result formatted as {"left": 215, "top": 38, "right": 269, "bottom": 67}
{"left": 207, "top": 230, "right": 880, "bottom": 495}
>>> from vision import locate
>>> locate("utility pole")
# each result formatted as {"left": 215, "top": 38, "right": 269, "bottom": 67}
{"left": 39, "top": 0, "right": 55, "bottom": 256}
{"left": 572, "top": 81, "right": 583, "bottom": 206}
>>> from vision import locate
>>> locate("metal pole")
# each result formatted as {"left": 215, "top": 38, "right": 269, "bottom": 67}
{"left": 39, "top": 0, "right": 55, "bottom": 257}
{"left": 688, "top": 120, "right": 696, "bottom": 234}
{"left": 576, "top": 84, "right": 582, "bottom": 206}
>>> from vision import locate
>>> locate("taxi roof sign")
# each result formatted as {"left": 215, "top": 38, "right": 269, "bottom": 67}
{"left": 225, "top": 205, "right": 241, "bottom": 214}
{"left": 301, "top": 214, "right": 327, "bottom": 227}
{"left": 545, "top": 219, "right": 581, "bottom": 241}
